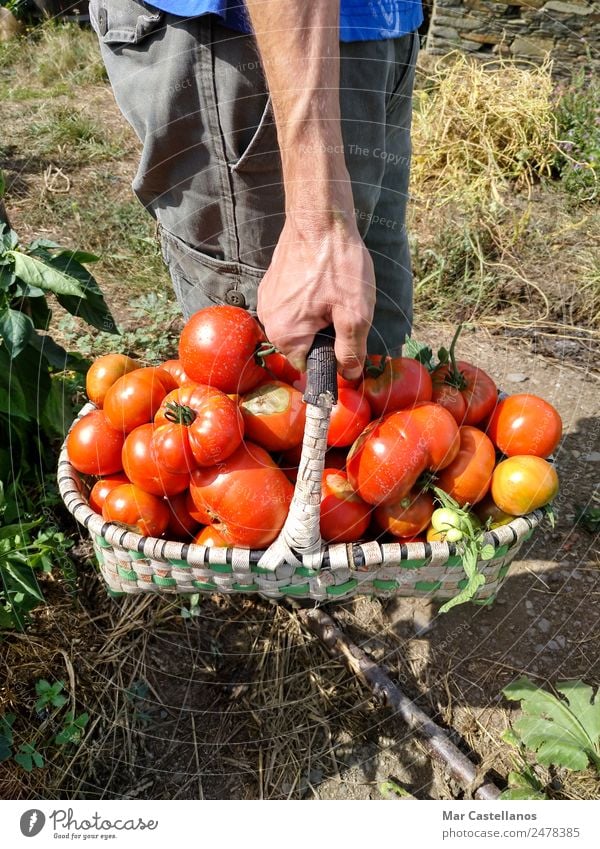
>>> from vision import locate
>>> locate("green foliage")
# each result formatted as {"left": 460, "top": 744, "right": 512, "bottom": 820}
{"left": 28, "top": 105, "right": 129, "bottom": 166}
{"left": 0, "top": 679, "right": 89, "bottom": 773}
{"left": 503, "top": 677, "right": 600, "bottom": 773}
{"left": 501, "top": 765, "right": 548, "bottom": 800}
{"left": 553, "top": 71, "right": 600, "bottom": 204}
{"left": 35, "top": 679, "right": 68, "bottom": 712}
{"left": 0, "top": 171, "right": 115, "bottom": 629}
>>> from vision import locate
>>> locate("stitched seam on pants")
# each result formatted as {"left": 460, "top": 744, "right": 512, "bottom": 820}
{"left": 203, "top": 17, "right": 242, "bottom": 271}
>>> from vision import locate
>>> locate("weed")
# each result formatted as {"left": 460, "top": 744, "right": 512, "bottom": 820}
{"left": 554, "top": 70, "right": 600, "bottom": 204}
{"left": 28, "top": 105, "right": 129, "bottom": 165}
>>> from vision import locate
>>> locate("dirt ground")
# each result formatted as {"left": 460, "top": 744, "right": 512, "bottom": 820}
{"left": 1, "top": 44, "right": 599, "bottom": 801}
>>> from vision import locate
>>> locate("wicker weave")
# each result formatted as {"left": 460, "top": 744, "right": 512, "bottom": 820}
{"left": 58, "top": 399, "right": 543, "bottom": 603}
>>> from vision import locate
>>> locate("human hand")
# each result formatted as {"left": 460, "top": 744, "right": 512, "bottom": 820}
{"left": 257, "top": 214, "right": 376, "bottom": 380}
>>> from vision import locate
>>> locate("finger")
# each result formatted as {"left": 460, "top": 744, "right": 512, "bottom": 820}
{"left": 331, "top": 314, "right": 369, "bottom": 380}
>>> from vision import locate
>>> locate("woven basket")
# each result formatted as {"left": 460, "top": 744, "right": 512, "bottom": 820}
{"left": 58, "top": 332, "right": 544, "bottom": 604}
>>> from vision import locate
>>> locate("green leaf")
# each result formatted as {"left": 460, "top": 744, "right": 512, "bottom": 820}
{"left": 9, "top": 343, "right": 51, "bottom": 422}
{"left": 0, "top": 520, "right": 42, "bottom": 540}
{"left": 0, "top": 266, "right": 16, "bottom": 291}
{"left": 56, "top": 249, "right": 100, "bottom": 264}
{"left": 503, "top": 677, "right": 600, "bottom": 772}
{"left": 439, "top": 543, "right": 486, "bottom": 613}
{"left": 9, "top": 252, "right": 86, "bottom": 297}
{"left": 14, "top": 751, "right": 33, "bottom": 771}
{"left": 0, "top": 308, "right": 34, "bottom": 359}
{"left": 404, "top": 335, "right": 435, "bottom": 370}
{"left": 28, "top": 238, "right": 60, "bottom": 252}
{"left": 3, "top": 563, "right": 45, "bottom": 603}
{"left": 39, "top": 375, "right": 73, "bottom": 439}
{"left": 479, "top": 544, "right": 495, "bottom": 561}
{"left": 28, "top": 332, "right": 89, "bottom": 373}
{"left": 50, "top": 254, "right": 117, "bottom": 334}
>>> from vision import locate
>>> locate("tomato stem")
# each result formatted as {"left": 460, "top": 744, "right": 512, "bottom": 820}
{"left": 443, "top": 324, "right": 467, "bottom": 390}
{"left": 364, "top": 355, "right": 388, "bottom": 379}
{"left": 255, "top": 341, "right": 278, "bottom": 364}
{"left": 163, "top": 401, "right": 196, "bottom": 426}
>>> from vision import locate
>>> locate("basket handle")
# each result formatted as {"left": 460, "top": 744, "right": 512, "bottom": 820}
{"left": 304, "top": 325, "right": 338, "bottom": 405}
{"left": 258, "top": 325, "right": 338, "bottom": 572}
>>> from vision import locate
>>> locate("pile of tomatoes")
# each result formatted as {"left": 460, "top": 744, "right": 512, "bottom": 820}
{"left": 66, "top": 305, "right": 561, "bottom": 551}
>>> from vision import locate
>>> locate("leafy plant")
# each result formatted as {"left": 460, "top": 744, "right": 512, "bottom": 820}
{"left": 503, "top": 677, "right": 600, "bottom": 773}
{"left": 55, "top": 711, "right": 89, "bottom": 746}
{"left": 35, "top": 679, "right": 68, "bottom": 712}
{"left": 553, "top": 70, "right": 600, "bottom": 204}
{"left": 14, "top": 741, "right": 44, "bottom": 772}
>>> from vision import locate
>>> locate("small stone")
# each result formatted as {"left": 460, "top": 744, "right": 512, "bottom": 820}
{"left": 506, "top": 373, "right": 529, "bottom": 383}
{"left": 510, "top": 35, "right": 555, "bottom": 57}
{"left": 584, "top": 452, "right": 600, "bottom": 463}
{"left": 544, "top": 0, "right": 593, "bottom": 14}
{"left": 546, "top": 639, "right": 561, "bottom": 651}
{"left": 555, "top": 635, "right": 567, "bottom": 648}
{"left": 534, "top": 643, "right": 547, "bottom": 653}
{"left": 537, "top": 617, "right": 551, "bottom": 633}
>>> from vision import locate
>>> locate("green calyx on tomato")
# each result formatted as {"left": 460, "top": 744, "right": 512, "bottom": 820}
{"left": 162, "top": 401, "right": 197, "bottom": 427}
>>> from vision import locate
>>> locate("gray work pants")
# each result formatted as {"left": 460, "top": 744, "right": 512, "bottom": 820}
{"left": 89, "top": 0, "right": 419, "bottom": 354}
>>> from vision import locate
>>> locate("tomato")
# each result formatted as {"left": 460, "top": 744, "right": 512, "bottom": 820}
{"left": 88, "top": 473, "right": 129, "bottom": 514}
{"left": 436, "top": 426, "right": 496, "bottom": 507}
{"left": 160, "top": 358, "right": 190, "bottom": 387}
{"left": 475, "top": 495, "right": 515, "bottom": 529}
{"left": 154, "top": 384, "right": 244, "bottom": 469}
{"left": 486, "top": 394, "right": 562, "bottom": 459}
{"left": 66, "top": 410, "right": 125, "bottom": 476}
{"left": 134, "top": 366, "right": 178, "bottom": 393}
{"left": 347, "top": 402, "right": 459, "bottom": 505}
{"left": 193, "top": 524, "right": 229, "bottom": 547}
{"left": 262, "top": 350, "right": 302, "bottom": 385}
{"left": 491, "top": 455, "right": 558, "bottom": 516}
{"left": 362, "top": 356, "right": 432, "bottom": 417}
{"left": 102, "top": 483, "right": 169, "bottom": 537}
{"left": 240, "top": 380, "right": 306, "bottom": 452}
{"left": 86, "top": 354, "right": 140, "bottom": 407}
{"left": 320, "top": 469, "right": 371, "bottom": 542}
{"left": 432, "top": 361, "right": 497, "bottom": 426}
{"left": 164, "top": 492, "right": 200, "bottom": 539}
{"left": 189, "top": 441, "right": 293, "bottom": 548}
{"left": 375, "top": 489, "right": 434, "bottom": 538}
{"left": 184, "top": 489, "right": 213, "bottom": 525}
{"left": 279, "top": 441, "right": 303, "bottom": 482}
{"left": 328, "top": 387, "right": 372, "bottom": 448}
{"left": 104, "top": 369, "right": 170, "bottom": 433}
{"left": 122, "top": 424, "right": 189, "bottom": 496}
{"left": 179, "top": 305, "right": 266, "bottom": 394}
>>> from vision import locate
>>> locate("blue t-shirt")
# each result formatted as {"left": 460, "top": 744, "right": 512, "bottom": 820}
{"left": 149, "top": 0, "right": 423, "bottom": 41}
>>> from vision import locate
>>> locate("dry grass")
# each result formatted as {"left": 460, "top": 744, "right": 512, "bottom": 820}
{"left": 411, "top": 52, "right": 559, "bottom": 212}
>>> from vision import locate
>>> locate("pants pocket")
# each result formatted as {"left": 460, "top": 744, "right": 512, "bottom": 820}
{"left": 159, "top": 227, "right": 267, "bottom": 319}
{"left": 89, "top": 0, "right": 165, "bottom": 45}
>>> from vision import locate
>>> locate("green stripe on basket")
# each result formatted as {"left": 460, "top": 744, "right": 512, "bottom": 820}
{"left": 283, "top": 583, "right": 310, "bottom": 596}
{"left": 231, "top": 582, "right": 259, "bottom": 591}
{"left": 95, "top": 536, "right": 111, "bottom": 549}
{"left": 493, "top": 545, "right": 509, "bottom": 558}
{"left": 373, "top": 579, "right": 398, "bottom": 592}
{"left": 415, "top": 579, "right": 442, "bottom": 592}
{"left": 169, "top": 559, "right": 191, "bottom": 568}
{"left": 327, "top": 579, "right": 358, "bottom": 597}
{"left": 128, "top": 550, "right": 147, "bottom": 560}
{"left": 498, "top": 563, "right": 511, "bottom": 578}
{"left": 445, "top": 555, "right": 463, "bottom": 568}
{"left": 296, "top": 566, "right": 319, "bottom": 578}
{"left": 473, "top": 594, "right": 496, "bottom": 606}
{"left": 107, "top": 588, "right": 126, "bottom": 598}
{"left": 95, "top": 550, "right": 104, "bottom": 565}
{"left": 402, "top": 558, "right": 428, "bottom": 570}
{"left": 522, "top": 529, "right": 534, "bottom": 541}
{"left": 117, "top": 564, "right": 138, "bottom": 581}
{"left": 153, "top": 575, "right": 177, "bottom": 587}
{"left": 192, "top": 580, "right": 216, "bottom": 591}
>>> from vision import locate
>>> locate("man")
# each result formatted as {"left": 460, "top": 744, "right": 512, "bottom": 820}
{"left": 90, "top": 0, "right": 422, "bottom": 379}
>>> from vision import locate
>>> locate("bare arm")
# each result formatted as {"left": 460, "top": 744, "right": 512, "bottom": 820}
{"left": 245, "top": 0, "right": 375, "bottom": 379}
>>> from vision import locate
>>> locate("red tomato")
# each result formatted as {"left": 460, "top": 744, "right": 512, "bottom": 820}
{"left": 66, "top": 410, "right": 125, "bottom": 476}
{"left": 486, "top": 394, "right": 562, "bottom": 459}
{"left": 262, "top": 351, "right": 302, "bottom": 385}
{"left": 178, "top": 305, "right": 266, "bottom": 394}
{"left": 193, "top": 524, "right": 230, "bottom": 547}
{"left": 491, "top": 455, "right": 559, "bottom": 516}
{"left": 102, "top": 483, "right": 169, "bottom": 537}
{"left": 432, "top": 361, "right": 497, "bottom": 426}
{"left": 240, "top": 380, "right": 306, "bottom": 452}
{"left": 189, "top": 442, "right": 293, "bottom": 548}
{"left": 279, "top": 441, "right": 303, "bottom": 482}
{"left": 88, "top": 473, "right": 129, "bottom": 514}
{"left": 122, "top": 424, "right": 189, "bottom": 496}
{"left": 160, "top": 359, "right": 190, "bottom": 387}
{"left": 362, "top": 356, "right": 432, "bottom": 417}
{"left": 154, "top": 384, "right": 244, "bottom": 469}
{"left": 328, "top": 387, "right": 372, "bottom": 448}
{"left": 104, "top": 369, "right": 169, "bottom": 433}
{"left": 475, "top": 495, "right": 515, "bottom": 529}
{"left": 86, "top": 354, "right": 140, "bottom": 408}
{"left": 165, "top": 491, "right": 200, "bottom": 539}
{"left": 346, "top": 402, "right": 459, "bottom": 505}
{"left": 375, "top": 490, "right": 434, "bottom": 538}
{"left": 436, "top": 426, "right": 496, "bottom": 506}
{"left": 184, "top": 489, "right": 213, "bottom": 525}
{"left": 320, "top": 469, "right": 371, "bottom": 542}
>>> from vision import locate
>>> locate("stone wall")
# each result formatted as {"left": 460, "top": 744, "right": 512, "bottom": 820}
{"left": 425, "top": 0, "right": 599, "bottom": 74}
